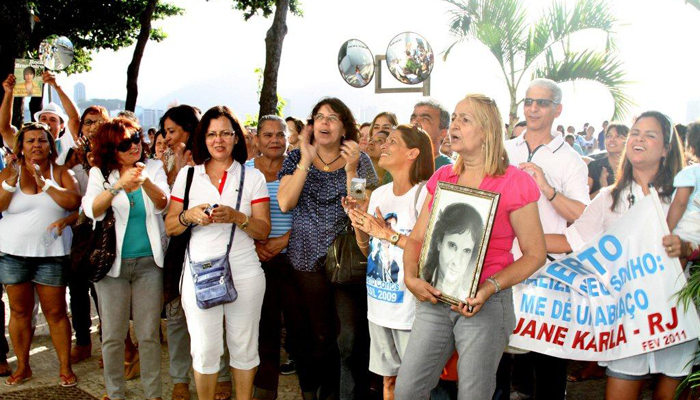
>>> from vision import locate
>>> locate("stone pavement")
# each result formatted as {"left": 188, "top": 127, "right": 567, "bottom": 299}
{"left": 0, "top": 291, "right": 653, "bottom": 399}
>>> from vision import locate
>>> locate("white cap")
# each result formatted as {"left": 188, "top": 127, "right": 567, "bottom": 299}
{"left": 34, "top": 102, "right": 68, "bottom": 124}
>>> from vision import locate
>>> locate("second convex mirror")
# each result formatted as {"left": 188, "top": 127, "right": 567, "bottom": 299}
{"left": 39, "top": 35, "right": 74, "bottom": 71}
{"left": 338, "top": 39, "right": 375, "bottom": 88}
{"left": 385, "top": 32, "right": 434, "bottom": 85}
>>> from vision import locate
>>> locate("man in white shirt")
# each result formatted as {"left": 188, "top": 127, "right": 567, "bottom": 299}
{"left": 502, "top": 78, "right": 590, "bottom": 400}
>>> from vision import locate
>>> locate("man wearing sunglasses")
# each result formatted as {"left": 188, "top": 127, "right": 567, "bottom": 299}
{"left": 502, "top": 78, "right": 590, "bottom": 400}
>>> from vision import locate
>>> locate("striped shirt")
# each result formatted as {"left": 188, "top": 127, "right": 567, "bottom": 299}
{"left": 246, "top": 159, "right": 293, "bottom": 251}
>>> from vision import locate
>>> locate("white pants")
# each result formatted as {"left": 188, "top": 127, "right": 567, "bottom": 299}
{"left": 181, "top": 271, "right": 265, "bottom": 374}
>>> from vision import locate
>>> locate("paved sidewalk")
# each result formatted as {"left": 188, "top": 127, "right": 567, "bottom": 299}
{"left": 0, "top": 291, "right": 652, "bottom": 399}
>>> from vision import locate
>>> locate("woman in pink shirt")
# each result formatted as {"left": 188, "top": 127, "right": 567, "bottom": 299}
{"left": 394, "top": 94, "right": 547, "bottom": 399}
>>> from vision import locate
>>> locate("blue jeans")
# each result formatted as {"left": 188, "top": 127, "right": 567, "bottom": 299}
{"left": 395, "top": 289, "right": 515, "bottom": 400}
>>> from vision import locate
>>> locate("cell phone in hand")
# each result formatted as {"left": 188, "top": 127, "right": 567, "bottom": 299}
{"left": 204, "top": 204, "right": 219, "bottom": 216}
{"left": 349, "top": 178, "right": 366, "bottom": 201}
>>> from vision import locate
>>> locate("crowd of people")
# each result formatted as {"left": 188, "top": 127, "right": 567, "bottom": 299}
{"left": 0, "top": 69, "right": 698, "bottom": 400}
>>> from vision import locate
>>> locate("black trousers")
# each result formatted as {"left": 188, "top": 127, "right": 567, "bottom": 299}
{"left": 253, "top": 253, "right": 302, "bottom": 400}
{"left": 291, "top": 269, "right": 340, "bottom": 399}
{"left": 494, "top": 352, "right": 567, "bottom": 400}
{"left": 68, "top": 271, "right": 99, "bottom": 346}
{"left": 335, "top": 284, "right": 369, "bottom": 400}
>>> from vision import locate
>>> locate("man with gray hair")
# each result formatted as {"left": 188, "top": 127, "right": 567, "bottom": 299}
{"left": 410, "top": 98, "right": 453, "bottom": 168}
{"left": 502, "top": 78, "right": 590, "bottom": 400}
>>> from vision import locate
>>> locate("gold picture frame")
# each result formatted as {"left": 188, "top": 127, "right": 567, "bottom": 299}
{"left": 418, "top": 182, "right": 500, "bottom": 306}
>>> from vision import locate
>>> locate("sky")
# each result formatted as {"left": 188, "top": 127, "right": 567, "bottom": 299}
{"left": 53, "top": 0, "right": 700, "bottom": 130}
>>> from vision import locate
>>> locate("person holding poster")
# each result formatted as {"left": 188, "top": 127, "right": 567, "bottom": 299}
{"left": 544, "top": 111, "right": 691, "bottom": 400}
{"left": 345, "top": 124, "right": 434, "bottom": 400}
{"left": 503, "top": 78, "right": 590, "bottom": 400}
{"left": 394, "top": 94, "right": 546, "bottom": 399}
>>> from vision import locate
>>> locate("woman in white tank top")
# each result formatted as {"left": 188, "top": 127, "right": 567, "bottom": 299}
{"left": 0, "top": 122, "right": 81, "bottom": 387}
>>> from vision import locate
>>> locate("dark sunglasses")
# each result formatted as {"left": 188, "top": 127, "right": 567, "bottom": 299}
{"left": 117, "top": 132, "right": 142, "bottom": 152}
{"left": 523, "top": 98, "right": 559, "bottom": 107}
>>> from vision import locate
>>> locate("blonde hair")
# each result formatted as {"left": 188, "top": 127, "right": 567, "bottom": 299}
{"left": 452, "top": 94, "right": 509, "bottom": 177}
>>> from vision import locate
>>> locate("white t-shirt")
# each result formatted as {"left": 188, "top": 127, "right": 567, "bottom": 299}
{"left": 505, "top": 130, "right": 590, "bottom": 258}
{"left": 366, "top": 182, "right": 428, "bottom": 330}
{"left": 171, "top": 161, "right": 270, "bottom": 280}
{"left": 55, "top": 131, "right": 75, "bottom": 166}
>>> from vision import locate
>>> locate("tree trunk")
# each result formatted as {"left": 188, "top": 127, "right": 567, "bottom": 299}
{"left": 258, "top": 0, "right": 289, "bottom": 117}
{"left": 508, "top": 94, "right": 518, "bottom": 139}
{"left": 125, "top": 0, "right": 158, "bottom": 112}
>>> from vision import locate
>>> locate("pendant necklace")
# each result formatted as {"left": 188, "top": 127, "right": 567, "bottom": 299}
{"left": 128, "top": 191, "right": 135, "bottom": 208}
{"left": 316, "top": 152, "right": 342, "bottom": 171}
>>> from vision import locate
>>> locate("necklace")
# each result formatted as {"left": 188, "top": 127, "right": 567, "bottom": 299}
{"left": 127, "top": 191, "right": 135, "bottom": 208}
{"left": 316, "top": 152, "right": 342, "bottom": 171}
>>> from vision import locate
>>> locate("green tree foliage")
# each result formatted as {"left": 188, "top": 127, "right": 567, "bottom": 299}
{"left": 1, "top": 0, "right": 182, "bottom": 75}
{"left": 230, "top": 0, "right": 301, "bottom": 118}
{"left": 443, "top": 0, "right": 632, "bottom": 131}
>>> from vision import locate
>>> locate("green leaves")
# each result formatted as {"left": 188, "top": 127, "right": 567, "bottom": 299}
{"left": 533, "top": 49, "right": 633, "bottom": 120}
{"left": 442, "top": 0, "right": 630, "bottom": 121}
{"left": 231, "top": 0, "right": 302, "bottom": 20}
{"left": 23, "top": 0, "right": 183, "bottom": 74}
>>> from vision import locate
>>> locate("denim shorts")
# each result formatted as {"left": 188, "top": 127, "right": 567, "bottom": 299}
{"left": 0, "top": 252, "right": 69, "bottom": 287}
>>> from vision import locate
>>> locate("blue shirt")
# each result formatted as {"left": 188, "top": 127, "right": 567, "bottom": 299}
{"left": 279, "top": 149, "right": 378, "bottom": 272}
{"left": 674, "top": 164, "right": 700, "bottom": 213}
{"left": 246, "top": 159, "right": 293, "bottom": 252}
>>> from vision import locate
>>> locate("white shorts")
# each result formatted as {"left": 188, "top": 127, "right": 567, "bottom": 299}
{"left": 368, "top": 320, "right": 411, "bottom": 377}
{"left": 599, "top": 339, "right": 698, "bottom": 378}
{"left": 181, "top": 271, "right": 265, "bottom": 374}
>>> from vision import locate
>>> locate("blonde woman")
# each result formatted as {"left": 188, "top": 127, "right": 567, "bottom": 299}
{"left": 395, "top": 95, "right": 547, "bottom": 399}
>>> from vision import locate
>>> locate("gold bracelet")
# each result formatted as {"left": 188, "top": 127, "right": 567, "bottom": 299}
{"left": 296, "top": 163, "right": 308, "bottom": 171}
{"left": 356, "top": 237, "right": 369, "bottom": 245}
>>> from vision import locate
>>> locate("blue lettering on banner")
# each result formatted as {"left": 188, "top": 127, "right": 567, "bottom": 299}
{"left": 367, "top": 285, "right": 404, "bottom": 303}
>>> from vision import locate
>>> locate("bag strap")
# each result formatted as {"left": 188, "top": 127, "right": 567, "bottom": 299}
{"left": 185, "top": 164, "right": 246, "bottom": 261}
{"left": 183, "top": 166, "right": 195, "bottom": 209}
{"left": 413, "top": 181, "right": 426, "bottom": 219}
{"left": 224, "top": 165, "right": 246, "bottom": 255}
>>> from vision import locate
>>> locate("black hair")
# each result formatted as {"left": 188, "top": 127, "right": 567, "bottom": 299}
{"left": 160, "top": 105, "right": 201, "bottom": 151}
{"left": 310, "top": 98, "right": 359, "bottom": 144}
{"left": 423, "top": 203, "right": 483, "bottom": 284}
{"left": 192, "top": 106, "right": 247, "bottom": 165}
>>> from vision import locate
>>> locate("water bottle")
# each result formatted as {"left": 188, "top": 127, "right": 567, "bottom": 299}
{"left": 42, "top": 226, "right": 59, "bottom": 247}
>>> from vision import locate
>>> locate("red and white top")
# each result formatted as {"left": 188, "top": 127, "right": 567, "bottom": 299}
{"left": 171, "top": 161, "right": 270, "bottom": 280}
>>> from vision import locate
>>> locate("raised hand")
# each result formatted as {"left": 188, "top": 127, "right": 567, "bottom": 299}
{"left": 340, "top": 140, "right": 360, "bottom": 172}
{"left": 298, "top": 124, "right": 317, "bottom": 167}
{"left": 2, "top": 74, "right": 15, "bottom": 93}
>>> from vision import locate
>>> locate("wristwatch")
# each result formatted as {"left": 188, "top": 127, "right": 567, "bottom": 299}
{"left": 389, "top": 232, "right": 401, "bottom": 246}
{"left": 239, "top": 214, "right": 250, "bottom": 230}
{"left": 109, "top": 186, "right": 123, "bottom": 196}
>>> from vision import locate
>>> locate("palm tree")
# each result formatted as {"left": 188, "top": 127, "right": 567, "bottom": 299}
{"left": 443, "top": 0, "right": 632, "bottom": 131}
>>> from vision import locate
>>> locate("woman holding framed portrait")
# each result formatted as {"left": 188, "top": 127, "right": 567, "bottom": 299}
{"left": 394, "top": 94, "right": 547, "bottom": 399}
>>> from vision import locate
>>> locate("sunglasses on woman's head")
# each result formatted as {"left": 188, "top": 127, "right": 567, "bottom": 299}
{"left": 117, "top": 132, "right": 142, "bottom": 152}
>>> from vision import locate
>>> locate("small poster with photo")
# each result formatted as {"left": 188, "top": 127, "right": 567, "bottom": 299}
{"left": 13, "top": 59, "right": 44, "bottom": 98}
{"left": 418, "top": 182, "right": 500, "bottom": 306}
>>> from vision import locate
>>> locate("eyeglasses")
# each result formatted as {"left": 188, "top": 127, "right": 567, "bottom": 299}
{"left": 206, "top": 131, "right": 235, "bottom": 140}
{"left": 523, "top": 98, "right": 559, "bottom": 107}
{"left": 117, "top": 132, "right": 142, "bottom": 152}
{"left": 83, "top": 119, "right": 101, "bottom": 127}
{"left": 313, "top": 114, "right": 340, "bottom": 123}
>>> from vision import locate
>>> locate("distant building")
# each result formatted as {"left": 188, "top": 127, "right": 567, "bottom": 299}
{"left": 74, "top": 83, "right": 86, "bottom": 103}
{"left": 687, "top": 100, "right": 700, "bottom": 122}
{"left": 141, "top": 108, "right": 164, "bottom": 129}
